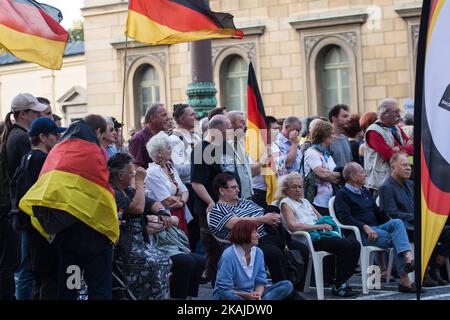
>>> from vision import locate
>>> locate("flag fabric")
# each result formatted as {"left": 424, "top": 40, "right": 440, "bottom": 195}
{"left": 0, "top": 0, "right": 69, "bottom": 70}
{"left": 245, "top": 61, "right": 277, "bottom": 205}
{"left": 415, "top": 0, "right": 450, "bottom": 282}
{"left": 19, "top": 121, "right": 119, "bottom": 243}
{"left": 125, "top": 0, "right": 244, "bottom": 45}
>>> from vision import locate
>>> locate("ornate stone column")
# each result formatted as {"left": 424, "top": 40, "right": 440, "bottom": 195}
{"left": 186, "top": 0, "right": 217, "bottom": 118}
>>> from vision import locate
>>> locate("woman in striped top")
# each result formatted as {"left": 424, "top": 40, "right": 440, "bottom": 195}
{"left": 208, "top": 173, "right": 310, "bottom": 293}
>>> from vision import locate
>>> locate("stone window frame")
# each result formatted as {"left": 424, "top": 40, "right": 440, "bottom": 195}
{"left": 290, "top": 10, "right": 367, "bottom": 116}
{"left": 211, "top": 24, "right": 265, "bottom": 110}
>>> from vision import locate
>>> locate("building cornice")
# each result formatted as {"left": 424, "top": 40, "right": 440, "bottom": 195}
{"left": 0, "top": 55, "right": 85, "bottom": 75}
{"left": 289, "top": 8, "right": 368, "bottom": 30}
{"left": 394, "top": 2, "right": 423, "bottom": 19}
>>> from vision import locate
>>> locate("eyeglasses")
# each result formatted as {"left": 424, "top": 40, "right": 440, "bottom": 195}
{"left": 288, "top": 185, "right": 303, "bottom": 190}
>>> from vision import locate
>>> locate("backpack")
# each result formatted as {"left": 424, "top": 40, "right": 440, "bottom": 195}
{"left": 9, "top": 152, "right": 34, "bottom": 230}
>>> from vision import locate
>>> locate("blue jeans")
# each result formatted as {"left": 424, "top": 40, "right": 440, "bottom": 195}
{"left": 361, "top": 219, "right": 411, "bottom": 273}
{"left": 217, "top": 280, "right": 293, "bottom": 300}
{"left": 15, "top": 231, "right": 33, "bottom": 300}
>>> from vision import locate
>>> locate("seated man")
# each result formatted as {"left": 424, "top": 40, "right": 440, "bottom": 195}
{"left": 379, "top": 152, "right": 450, "bottom": 286}
{"left": 334, "top": 162, "right": 418, "bottom": 293}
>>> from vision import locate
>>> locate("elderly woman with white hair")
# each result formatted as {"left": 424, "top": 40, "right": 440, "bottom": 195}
{"left": 144, "top": 131, "right": 206, "bottom": 299}
{"left": 277, "top": 172, "right": 360, "bottom": 298}
{"left": 145, "top": 131, "right": 191, "bottom": 237}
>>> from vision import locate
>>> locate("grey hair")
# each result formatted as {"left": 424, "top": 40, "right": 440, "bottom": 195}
{"left": 146, "top": 131, "right": 171, "bottom": 162}
{"left": 208, "top": 114, "right": 228, "bottom": 130}
{"left": 342, "top": 162, "right": 362, "bottom": 182}
{"left": 275, "top": 172, "right": 303, "bottom": 200}
{"left": 282, "top": 116, "right": 301, "bottom": 130}
{"left": 105, "top": 117, "right": 114, "bottom": 127}
{"left": 144, "top": 103, "right": 165, "bottom": 123}
{"left": 227, "top": 111, "right": 244, "bottom": 122}
{"left": 378, "top": 99, "right": 398, "bottom": 119}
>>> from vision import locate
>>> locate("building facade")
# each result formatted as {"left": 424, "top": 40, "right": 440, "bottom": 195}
{"left": 0, "top": 41, "right": 86, "bottom": 125}
{"left": 1, "top": 0, "right": 422, "bottom": 131}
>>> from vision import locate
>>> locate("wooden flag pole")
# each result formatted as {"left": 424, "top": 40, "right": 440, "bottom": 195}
{"left": 121, "top": 36, "right": 129, "bottom": 129}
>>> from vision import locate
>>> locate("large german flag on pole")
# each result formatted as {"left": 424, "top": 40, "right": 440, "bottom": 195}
{"left": 0, "top": 0, "right": 69, "bottom": 70}
{"left": 246, "top": 62, "right": 277, "bottom": 205}
{"left": 19, "top": 121, "right": 119, "bottom": 243}
{"left": 414, "top": 0, "right": 450, "bottom": 294}
{"left": 125, "top": 0, "right": 243, "bottom": 45}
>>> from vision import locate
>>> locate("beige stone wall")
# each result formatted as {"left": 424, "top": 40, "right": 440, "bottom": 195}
{"left": 80, "top": 0, "right": 422, "bottom": 127}
{"left": 0, "top": 55, "right": 86, "bottom": 121}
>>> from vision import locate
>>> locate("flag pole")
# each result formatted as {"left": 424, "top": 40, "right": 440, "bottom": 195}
{"left": 413, "top": 0, "right": 432, "bottom": 301}
{"left": 121, "top": 36, "right": 129, "bottom": 128}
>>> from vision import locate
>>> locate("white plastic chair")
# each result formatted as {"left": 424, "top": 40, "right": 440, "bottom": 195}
{"left": 287, "top": 229, "right": 333, "bottom": 300}
{"left": 273, "top": 201, "right": 333, "bottom": 300}
{"left": 329, "top": 196, "right": 394, "bottom": 294}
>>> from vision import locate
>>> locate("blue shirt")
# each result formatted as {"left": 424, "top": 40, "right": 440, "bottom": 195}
{"left": 213, "top": 245, "right": 267, "bottom": 299}
{"left": 274, "top": 133, "right": 303, "bottom": 174}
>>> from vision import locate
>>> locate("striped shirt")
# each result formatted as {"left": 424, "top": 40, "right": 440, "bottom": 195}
{"left": 208, "top": 199, "right": 267, "bottom": 241}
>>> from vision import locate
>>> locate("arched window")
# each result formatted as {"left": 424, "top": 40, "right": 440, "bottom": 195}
{"left": 133, "top": 64, "right": 160, "bottom": 128}
{"left": 316, "top": 45, "right": 350, "bottom": 116}
{"left": 220, "top": 55, "right": 247, "bottom": 112}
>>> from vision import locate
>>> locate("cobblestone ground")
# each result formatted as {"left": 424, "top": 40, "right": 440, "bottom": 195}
{"left": 194, "top": 274, "right": 450, "bottom": 300}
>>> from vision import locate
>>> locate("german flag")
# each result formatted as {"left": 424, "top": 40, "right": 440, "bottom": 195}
{"left": 0, "top": 0, "right": 69, "bottom": 70}
{"left": 125, "top": 0, "right": 243, "bottom": 45}
{"left": 414, "top": 0, "right": 450, "bottom": 286}
{"left": 245, "top": 62, "right": 277, "bottom": 205}
{"left": 19, "top": 121, "right": 119, "bottom": 243}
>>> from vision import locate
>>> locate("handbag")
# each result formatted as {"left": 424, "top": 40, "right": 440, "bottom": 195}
{"left": 283, "top": 244, "right": 304, "bottom": 289}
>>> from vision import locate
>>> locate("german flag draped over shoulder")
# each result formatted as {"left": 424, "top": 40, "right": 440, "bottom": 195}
{"left": 245, "top": 62, "right": 277, "bottom": 205}
{"left": 415, "top": 0, "right": 450, "bottom": 284}
{"left": 0, "top": 0, "right": 69, "bottom": 70}
{"left": 19, "top": 121, "right": 119, "bottom": 243}
{"left": 125, "top": 0, "right": 244, "bottom": 45}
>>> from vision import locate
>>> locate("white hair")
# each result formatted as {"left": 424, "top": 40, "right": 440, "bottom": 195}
{"left": 105, "top": 116, "right": 114, "bottom": 127}
{"left": 227, "top": 111, "right": 244, "bottom": 122}
{"left": 378, "top": 98, "right": 398, "bottom": 119}
{"left": 275, "top": 172, "right": 303, "bottom": 200}
{"left": 146, "top": 131, "right": 171, "bottom": 162}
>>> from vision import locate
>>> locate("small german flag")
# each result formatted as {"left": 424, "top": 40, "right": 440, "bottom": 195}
{"left": 19, "top": 121, "right": 119, "bottom": 243}
{"left": 0, "top": 0, "right": 69, "bottom": 70}
{"left": 246, "top": 62, "right": 277, "bottom": 205}
{"left": 125, "top": 0, "right": 243, "bottom": 45}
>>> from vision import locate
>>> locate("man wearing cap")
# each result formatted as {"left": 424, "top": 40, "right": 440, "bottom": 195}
{"left": 0, "top": 93, "right": 46, "bottom": 300}
{"left": 14, "top": 118, "right": 65, "bottom": 300}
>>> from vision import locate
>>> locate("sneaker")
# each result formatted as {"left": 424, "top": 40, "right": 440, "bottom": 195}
{"left": 331, "top": 283, "right": 359, "bottom": 298}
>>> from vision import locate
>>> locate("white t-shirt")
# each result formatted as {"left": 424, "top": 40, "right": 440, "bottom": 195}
{"left": 280, "top": 197, "right": 318, "bottom": 227}
{"left": 304, "top": 147, "right": 336, "bottom": 208}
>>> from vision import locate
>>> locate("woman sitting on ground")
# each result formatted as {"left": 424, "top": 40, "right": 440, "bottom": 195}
{"left": 108, "top": 152, "right": 172, "bottom": 299}
{"left": 278, "top": 172, "right": 361, "bottom": 298}
{"left": 214, "top": 219, "right": 294, "bottom": 300}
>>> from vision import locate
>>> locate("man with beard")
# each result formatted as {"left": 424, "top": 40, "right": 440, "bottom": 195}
{"left": 364, "top": 99, "right": 413, "bottom": 194}
{"left": 328, "top": 104, "right": 352, "bottom": 168}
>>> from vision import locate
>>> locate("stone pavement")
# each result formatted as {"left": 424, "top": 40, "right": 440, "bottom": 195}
{"left": 194, "top": 274, "right": 450, "bottom": 300}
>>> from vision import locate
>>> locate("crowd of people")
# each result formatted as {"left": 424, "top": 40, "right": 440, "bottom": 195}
{"left": 0, "top": 92, "right": 448, "bottom": 301}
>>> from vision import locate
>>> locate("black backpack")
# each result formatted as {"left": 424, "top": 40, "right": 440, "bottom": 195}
{"left": 9, "top": 152, "right": 34, "bottom": 230}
